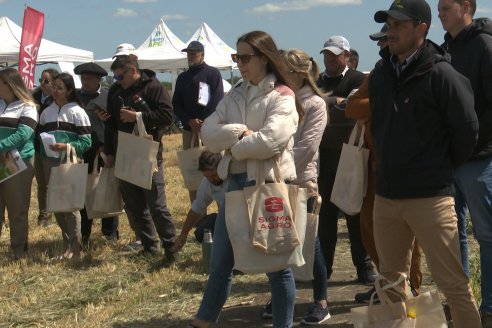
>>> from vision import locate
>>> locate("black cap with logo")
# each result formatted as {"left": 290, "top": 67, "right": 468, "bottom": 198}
{"left": 374, "top": 0, "right": 431, "bottom": 28}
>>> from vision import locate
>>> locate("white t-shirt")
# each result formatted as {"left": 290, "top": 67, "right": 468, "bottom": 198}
{"left": 191, "top": 177, "right": 228, "bottom": 216}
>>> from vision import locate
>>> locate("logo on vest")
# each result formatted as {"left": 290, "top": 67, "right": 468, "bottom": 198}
{"left": 265, "top": 197, "right": 284, "bottom": 212}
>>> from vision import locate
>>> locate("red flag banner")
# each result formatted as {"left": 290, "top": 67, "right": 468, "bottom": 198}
{"left": 18, "top": 7, "right": 44, "bottom": 89}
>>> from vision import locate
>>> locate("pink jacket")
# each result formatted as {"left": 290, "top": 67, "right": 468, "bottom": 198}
{"left": 293, "top": 85, "right": 327, "bottom": 194}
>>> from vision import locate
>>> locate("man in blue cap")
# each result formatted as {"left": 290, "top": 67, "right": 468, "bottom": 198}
{"left": 368, "top": 0, "right": 481, "bottom": 326}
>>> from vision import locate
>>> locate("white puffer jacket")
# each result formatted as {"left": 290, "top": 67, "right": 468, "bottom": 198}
{"left": 201, "top": 74, "right": 298, "bottom": 182}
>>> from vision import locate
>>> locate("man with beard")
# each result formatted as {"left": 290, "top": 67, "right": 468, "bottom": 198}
{"left": 369, "top": 0, "right": 481, "bottom": 326}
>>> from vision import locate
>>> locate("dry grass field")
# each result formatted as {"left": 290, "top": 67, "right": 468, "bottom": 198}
{"left": 0, "top": 132, "right": 481, "bottom": 327}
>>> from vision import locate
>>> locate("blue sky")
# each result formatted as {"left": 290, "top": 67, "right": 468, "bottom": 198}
{"left": 2, "top": 0, "right": 492, "bottom": 75}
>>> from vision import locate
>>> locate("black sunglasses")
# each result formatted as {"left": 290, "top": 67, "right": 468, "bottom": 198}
{"left": 231, "top": 53, "right": 258, "bottom": 64}
{"left": 113, "top": 68, "right": 131, "bottom": 81}
{"left": 38, "top": 78, "right": 50, "bottom": 84}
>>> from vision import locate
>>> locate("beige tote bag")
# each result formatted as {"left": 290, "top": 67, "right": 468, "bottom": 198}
{"left": 176, "top": 133, "right": 206, "bottom": 191}
{"left": 86, "top": 156, "right": 124, "bottom": 219}
{"left": 225, "top": 159, "right": 308, "bottom": 274}
{"left": 115, "top": 112, "right": 159, "bottom": 190}
{"left": 292, "top": 195, "right": 321, "bottom": 281}
{"left": 351, "top": 274, "right": 448, "bottom": 328}
{"left": 244, "top": 160, "right": 300, "bottom": 254}
{"left": 47, "top": 144, "right": 88, "bottom": 212}
{"left": 330, "top": 124, "right": 370, "bottom": 215}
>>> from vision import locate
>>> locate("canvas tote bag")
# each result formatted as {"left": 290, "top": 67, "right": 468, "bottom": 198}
{"left": 225, "top": 159, "right": 308, "bottom": 274}
{"left": 351, "top": 274, "right": 415, "bottom": 328}
{"left": 351, "top": 274, "right": 448, "bottom": 328}
{"left": 93, "top": 165, "right": 124, "bottom": 216}
{"left": 244, "top": 159, "right": 301, "bottom": 254}
{"left": 330, "top": 124, "right": 370, "bottom": 215}
{"left": 86, "top": 155, "right": 125, "bottom": 219}
{"left": 176, "top": 133, "right": 206, "bottom": 191}
{"left": 292, "top": 195, "right": 321, "bottom": 281}
{"left": 115, "top": 112, "right": 159, "bottom": 190}
{"left": 47, "top": 144, "right": 88, "bottom": 212}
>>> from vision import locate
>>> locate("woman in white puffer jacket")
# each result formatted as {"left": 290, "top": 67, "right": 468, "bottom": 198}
{"left": 189, "top": 31, "right": 301, "bottom": 328}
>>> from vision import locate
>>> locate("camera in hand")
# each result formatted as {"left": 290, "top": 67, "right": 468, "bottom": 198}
{"left": 132, "top": 94, "right": 151, "bottom": 112}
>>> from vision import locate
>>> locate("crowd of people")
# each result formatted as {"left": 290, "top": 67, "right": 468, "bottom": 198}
{"left": 0, "top": 0, "right": 490, "bottom": 327}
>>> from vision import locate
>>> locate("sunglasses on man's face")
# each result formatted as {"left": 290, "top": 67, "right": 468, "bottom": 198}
{"left": 231, "top": 53, "right": 258, "bottom": 64}
{"left": 112, "top": 68, "right": 131, "bottom": 81}
{"left": 39, "top": 78, "right": 50, "bottom": 85}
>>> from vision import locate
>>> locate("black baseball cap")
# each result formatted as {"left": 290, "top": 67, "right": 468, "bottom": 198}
{"left": 181, "top": 41, "right": 205, "bottom": 53}
{"left": 370, "top": 24, "right": 388, "bottom": 41}
{"left": 374, "top": 0, "right": 431, "bottom": 28}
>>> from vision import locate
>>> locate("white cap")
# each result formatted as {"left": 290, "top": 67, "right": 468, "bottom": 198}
{"left": 113, "top": 43, "right": 137, "bottom": 58}
{"left": 320, "top": 36, "right": 350, "bottom": 55}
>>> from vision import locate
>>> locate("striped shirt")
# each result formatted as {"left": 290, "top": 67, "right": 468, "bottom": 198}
{"left": 0, "top": 99, "right": 38, "bottom": 160}
{"left": 39, "top": 101, "right": 91, "bottom": 157}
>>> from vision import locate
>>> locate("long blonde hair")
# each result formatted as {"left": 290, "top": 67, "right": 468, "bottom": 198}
{"left": 282, "top": 49, "right": 326, "bottom": 99}
{"left": 0, "top": 68, "right": 36, "bottom": 107}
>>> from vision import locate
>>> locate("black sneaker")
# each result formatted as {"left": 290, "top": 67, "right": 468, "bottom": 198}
{"left": 162, "top": 249, "right": 178, "bottom": 267}
{"left": 262, "top": 300, "right": 272, "bottom": 319}
{"left": 301, "top": 302, "right": 331, "bottom": 325}
{"left": 355, "top": 286, "right": 379, "bottom": 304}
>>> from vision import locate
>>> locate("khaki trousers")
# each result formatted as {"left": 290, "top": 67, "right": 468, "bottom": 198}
{"left": 373, "top": 195, "right": 481, "bottom": 328}
{"left": 360, "top": 167, "right": 423, "bottom": 290}
{"left": 0, "top": 160, "right": 34, "bottom": 258}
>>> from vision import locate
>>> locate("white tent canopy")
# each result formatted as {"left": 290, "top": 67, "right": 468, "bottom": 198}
{"left": 95, "top": 19, "right": 188, "bottom": 72}
{"left": 0, "top": 16, "right": 93, "bottom": 65}
{"left": 186, "top": 22, "right": 236, "bottom": 70}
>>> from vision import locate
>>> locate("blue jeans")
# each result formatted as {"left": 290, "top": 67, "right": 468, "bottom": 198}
{"left": 455, "top": 157, "right": 492, "bottom": 313}
{"left": 454, "top": 183, "right": 469, "bottom": 277}
{"left": 312, "top": 237, "right": 328, "bottom": 301}
{"left": 307, "top": 197, "right": 328, "bottom": 302}
{"left": 196, "top": 173, "right": 296, "bottom": 328}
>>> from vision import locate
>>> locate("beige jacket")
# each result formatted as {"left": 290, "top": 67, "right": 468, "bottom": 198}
{"left": 201, "top": 74, "right": 298, "bottom": 182}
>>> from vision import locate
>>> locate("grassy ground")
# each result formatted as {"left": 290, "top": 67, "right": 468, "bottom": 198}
{"left": 0, "top": 132, "right": 481, "bottom": 327}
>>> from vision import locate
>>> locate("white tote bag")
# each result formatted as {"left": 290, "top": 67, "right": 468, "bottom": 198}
{"left": 115, "top": 112, "right": 159, "bottom": 190}
{"left": 351, "top": 274, "right": 448, "bottom": 328}
{"left": 47, "top": 144, "right": 88, "bottom": 212}
{"left": 330, "top": 124, "right": 370, "bottom": 215}
{"left": 292, "top": 195, "right": 321, "bottom": 281}
{"left": 93, "top": 167, "right": 124, "bottom": 216}
{"left": 86, "top": 156, "right": 125, "bottom": 219}
{"left": 225, "top": 160, "right": 308, "bottom": 274}
{"left": 176, "top": 133, "right": 206, "bottom": 191}
{"left": 351, "top": 274, "right": 415, "bottom": 328}
{"left": 244, "top": 160, "right": 301, "bottom": 255}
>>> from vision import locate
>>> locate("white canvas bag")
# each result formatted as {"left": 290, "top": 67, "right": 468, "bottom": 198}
{"left": 176, "top": 133, "right": 206, "bottom": 191}
{"left": 292, "top": 195, "right": 321, "bottom": 281}
{"left": 225, "top": 159, "right": 308, "bottom": 274}
{"left": 114, "top": 112, "right": 159, "bottom": 190}
{"left": 330, "top": 124, "right": 370, "bottom": 215}
{"left": 47, "top": 144, "right": 88, "bottom": 212}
